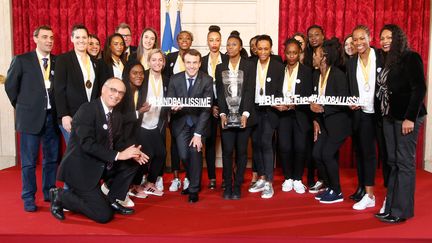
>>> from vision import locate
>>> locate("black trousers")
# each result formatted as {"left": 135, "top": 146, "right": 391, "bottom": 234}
{"left": 278, "top": 113, "right": 308, "bottom": 180}
{"left": 133, "top": 127, "right": 166, "bottom": 184}
{"left": 175, "top": 124, "right": 204, "bottom": 194}
{"left": 221, "top": 127, "right": 251, "bottom": 190}
{"left": 205, "top": 115, "right": 218, "bottom": 180}
{"left": 382, "top": 116, "right": 424, "bottom": 219}
{"left": 61, "top": 160, "right": 138, "bottom": 223}
{"left": 251, "top": 110, "right": 276, "bottom": 181}
{"left": 313, "top": 127, "right": 347, "bottom": 194}
{"left": 352, "top": 111, "right": 377, "bottom": 187}
{"left": 375, "top": 117, "right": 389, "bottom": 187}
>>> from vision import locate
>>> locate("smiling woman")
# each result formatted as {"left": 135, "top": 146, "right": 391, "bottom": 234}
{"left": 97, "top": 33, "right": 126, "bottom": 86}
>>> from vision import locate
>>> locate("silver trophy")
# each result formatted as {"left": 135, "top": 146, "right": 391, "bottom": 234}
{"left": 222, "top": 70, "right": 243, "bottom": 128}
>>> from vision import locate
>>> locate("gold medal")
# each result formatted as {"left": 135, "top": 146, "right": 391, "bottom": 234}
{"left": 259, "top": 88, "right": 264, "bottom": 96}
{"left": 85, "top": 80, "right": 92, "bottom": 89}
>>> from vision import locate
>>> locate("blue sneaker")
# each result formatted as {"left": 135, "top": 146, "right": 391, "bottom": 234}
{"left": 319, "top": 190, "right": 344, "bottom": 204}
{"left": 24, "top": 201, "right": 37, "bottom": 212}
{"left": 314, "top": 188, "right": 329, "bottom": 200}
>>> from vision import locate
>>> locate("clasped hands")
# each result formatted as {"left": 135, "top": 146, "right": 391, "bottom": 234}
{"left": 118, "top": 145, "right": 149, "bottom": 165}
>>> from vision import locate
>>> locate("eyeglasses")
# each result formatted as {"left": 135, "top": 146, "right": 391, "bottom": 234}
{"left": 106, "top": 86, "right": 126, "bottom": 97}
{"left": 121, "top": 34, "right": 132, "bottom": 38}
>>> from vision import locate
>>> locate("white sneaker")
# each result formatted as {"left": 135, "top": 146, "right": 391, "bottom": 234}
{"left": 353, "top": 194, "right": 376, "bottom": 210}
{"left": 282, "top": 179, "right": 293, "bottom": 192}
{"left": 248, "top": 179, "right": 266, "bottom": 193}
{"left": 183, "top": 178, "right": 190, "bottom": 190}
{"left": 101, "top": 183, "right": 110, "bottom": 195}
{"left": 155, "top": 176, "right": 164, "bottom": 191}
{"left": 293, "top": 180, "right": 307, "bottom": 194}
{"left": 309, "top": 181, "right": 323, "bottom": 193}
{"left": 169, "top": 178, "right": 181, "bottom": 192}
{"left": 379, "top": 197, "right": 386, "bottom": 213}
{"left": 261, "top": 182, "right": 274, "bottom": 199}
{"left": 117, "top": 194, "right": 135, "bottom": 208}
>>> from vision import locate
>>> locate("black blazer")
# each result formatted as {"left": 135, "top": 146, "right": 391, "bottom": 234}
{"left": 276, "top": 63, "right": 313, "bottom": 132}
{"left": 57, "top": 98, "right": 128, "bottom": 191}
{"left": 347, "top": 47, "right": 384, "bottom": 128}
{"left": 163, "top": 51, "right": 180, "bottom": 82}
{"left": 312, "top": 66, "right": 351, "bottom": 140}
{"left": 5, "top": 51, "right": 57, "bottom": 134}
{"left": 54, "top": 50, "right": 100, "bottom": 121}
{"left": 200, "top": 52, "right": 229, "bottom": 105}
{"left": 136, "top": 70, "right": 169, "bottom": 133}
{"left": 167, "top": 70, "right": 213, "bottom": 137}
{"left": 97, "top": 58, "right": 125, "bottom": 86}
{"left": 251, "top": 57, "right": 285, "bottom": 128}
{"left": 215, "top": 58, "right": 256, "bottom": 127}
{"left": 384, "top": 50, "right": 427, "bottom": 122}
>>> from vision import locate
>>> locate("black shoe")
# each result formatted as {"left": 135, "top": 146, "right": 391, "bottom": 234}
{"left": 223, "top": 189, "right": 232, "bottom": 200}
{"left": 189, "top": 193, "right": 199, "bottom": 203}
{"left": 181, "top": 188, "right": 190, "bottom": 195}
{"left": 231, "top": 186, "right": 241, "bottom": 200}
{"left": 375, "top": 212, "right": 390, "bottom": 219}
{"left": 110, "top": 202, "right": 134, "bottom": 215}
{"left": 24, "top": 201, "right": 37, "bottom": 212}
{"left": 208, "top": 180, "right": 216, "bottom": 190}
{"left": 49, "top": 188, "right": 65, "bottom": 220}
{"left": 380, "top": 214, "right": 406, "bottom": 223}
{"left": 350, "top": 186, "right": 366, "bottom": 201}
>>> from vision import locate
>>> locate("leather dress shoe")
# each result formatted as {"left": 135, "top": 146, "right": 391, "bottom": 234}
{"left": 380, "top": 214, "right": 406, "bottom": 223}
{"left": 349, "top": 186, "right": 365, "bottom": 201}
{"left": 375, "top": 212, "right": 390, "bottom": 219}
{"left": 181, "top": 188, "right": 190, "bottom": 195}
{"left": 189, "top": 193, "right": 199, "bottom": 203}
{"left": 208, "top": 180, "right": 216, "bottom": 190}
{"left": 231, "top": 188, "right": 241, "bottom": 200}
{"left": 49, "top": 188, "right": 65, "bottom": 220}
{"left": 111, "top": 202, "right": 134, "bottom": 215}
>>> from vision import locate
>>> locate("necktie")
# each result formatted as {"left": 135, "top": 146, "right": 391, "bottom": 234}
{"left": 106, "top": 112, "right": 114, "bottom": 170}
{"left": 187, "top": 78, "right": 194, "bottom": 97}
{"left": 42, "top": 58, "right": 49, "bottom": 70}
{"left": 186, "top": 78, "right": 194, "bottom": 127}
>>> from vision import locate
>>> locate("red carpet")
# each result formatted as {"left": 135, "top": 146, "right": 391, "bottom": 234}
{"left": 1, "top": 166, "right": 431, "bottom": 242}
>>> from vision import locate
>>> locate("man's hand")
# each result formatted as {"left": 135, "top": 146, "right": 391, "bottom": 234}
{"left": 310, "top": 103, "right": 324, "bottom": 113}
{"left": 212, "top": 105, "right": 219, "bottom": 118}
{"left": 220, "top": 114, "right": 227, "bottom": 129}
{"left": 118, "top": 145, "right": 144, "bottom": 161}
{"left": 62, "top": 116, "right": 73, "bottom": 133}
{"left": 402, "top": 119, "right": 415, "bottom": 136}
{"left": 138, "top": 102, "right": 151, "bottom": 114}
{"left": 313, "top": 120, "right": 321, "bottom": 142}
{"left": 189, "top": 135, "right": 203, "bottom": 152}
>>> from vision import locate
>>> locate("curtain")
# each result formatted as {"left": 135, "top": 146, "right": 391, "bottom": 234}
{"left": 12, "top": 0, "right": 160, "bottom": 55}
{"left": 279, "top": 0, "right": 430, "bottom": 168}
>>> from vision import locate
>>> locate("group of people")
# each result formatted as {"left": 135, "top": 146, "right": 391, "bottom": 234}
{"left": 4, "top": 22, "right": 426, "bottom": 224}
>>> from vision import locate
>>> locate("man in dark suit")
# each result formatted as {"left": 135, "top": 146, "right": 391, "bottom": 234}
{"left": 167, "top": 49, "right": 213, "bottom": 203}
{"left": 115, "top": 22, "right": 137, "bottom": 61}
{"left": 49, "top": 78, "right": 148, "bottom": 223}
{"left": 54, "top": 24, "right": 99, "bottom": 144}
{"left": 5, "top": 25, "right": 60, "bottom": 212}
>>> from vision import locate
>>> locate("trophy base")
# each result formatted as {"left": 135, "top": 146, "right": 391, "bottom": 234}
{"left": 225, "top": 122, "right": 241, "bottom": 129}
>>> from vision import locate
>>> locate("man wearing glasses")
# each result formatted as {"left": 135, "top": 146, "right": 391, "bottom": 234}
{"left": 115, "top": 22, "right": 137, "bottom": 61}
{"left": 49, "top": 78, "right": 149, "bottom": 223}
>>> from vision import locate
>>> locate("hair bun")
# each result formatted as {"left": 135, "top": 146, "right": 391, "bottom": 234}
{"left": 230, "top": 30, "right": 240, "bottom": 37}
{"left": 209, "top": 25, "right": 221, "bottom": 32}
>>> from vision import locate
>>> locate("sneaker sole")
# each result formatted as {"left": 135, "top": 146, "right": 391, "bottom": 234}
{"left": 320, "top": 198, "right": 344, "bottom": 204}
{"left": 144, "top": 191, "right": 164, "bottom": 196}
{"left": 282, "top": 188, "right": 293, "bottom": 192}
{"left": 353, "top": 203, "right": 376, "bottom": 210}
{"left": 249, "top": 187, "right": 266, "bottom": 193}
{"left": 261, "top": 194, "right": 274, "bottom": 199}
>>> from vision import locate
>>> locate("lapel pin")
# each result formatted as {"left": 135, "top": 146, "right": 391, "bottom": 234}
{"left": 377, "top": 67, "right": 382, "bottom": 73}
{"left": 170, "top": 63, "right": 174, "bottom": 67}
{"left": 103, "top": 124, "right": 108, "bottom": 130}
{"left": 266, "top": 77, "right": 271, "bottom": 82}
{"left": 296, "top": 79, "right": 301, "bottom": 84}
